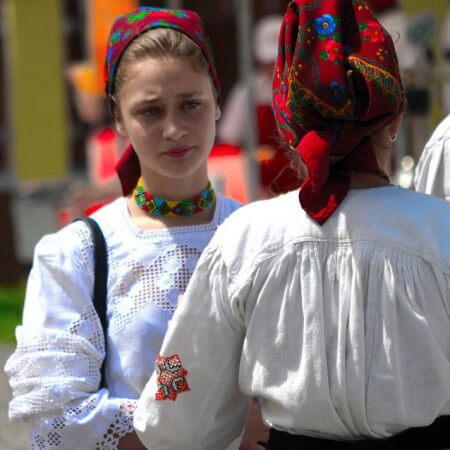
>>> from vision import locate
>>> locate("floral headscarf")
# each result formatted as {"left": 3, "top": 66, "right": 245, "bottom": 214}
{"left": 272, "top": 0, "right": 404, "bottom": 224}
{"left": 105, "top": 7, "right": 221, "bottom": 195}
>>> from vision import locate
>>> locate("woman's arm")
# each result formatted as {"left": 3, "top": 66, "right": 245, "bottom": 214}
{"left": 4, "top": 224, "right": 139, "bottom": 449}
{"left": 239, "top": 399, "right": 269, "bottom": 450}
{"left": 134, "top": 243, "right": 251, "bottom": 450}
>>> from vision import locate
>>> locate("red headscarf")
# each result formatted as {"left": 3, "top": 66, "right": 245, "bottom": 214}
{"left": 272, "top": 0, "right": 404, "bottom": 224}
{"left": 104, "top": 7, "right": 221, "bottom": 195}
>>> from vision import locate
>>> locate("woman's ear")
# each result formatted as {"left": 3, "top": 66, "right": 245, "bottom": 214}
{"left": 113, "top": 104, "right": 127, "bottom": 137}
{"left": 215, "top": 104, "right": 221, "bottom": 121}
{"left": 388, "top": 112, "right": 403, "bottom": 141}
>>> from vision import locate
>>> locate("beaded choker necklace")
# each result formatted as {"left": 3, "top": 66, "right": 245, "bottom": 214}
{"left": 133, "top": 178, "right": 216, "bottom": 217}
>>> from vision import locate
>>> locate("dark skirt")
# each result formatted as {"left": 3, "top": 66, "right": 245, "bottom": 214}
{"left": 267, "top": 415, "right": 450, "bottom": 450}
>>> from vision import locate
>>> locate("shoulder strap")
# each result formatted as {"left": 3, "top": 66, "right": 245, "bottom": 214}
{"left": 74, "top": 217, "right": 108, "bottom": 388}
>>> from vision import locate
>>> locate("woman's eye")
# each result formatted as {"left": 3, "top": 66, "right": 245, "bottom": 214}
{"left": 183, "top": 100, "right": 201, "bottom": 110}
{"left": 140, "top": 107, "right": 161, "bottom": 117}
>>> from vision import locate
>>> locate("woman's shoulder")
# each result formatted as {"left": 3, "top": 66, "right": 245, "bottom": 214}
{"left": 200, "top": 192, "right": 301, "bottom": 293}
{"left": 218, "top": 191, "right": 298, "bottom": 229}
{"left": 349, "top": 186, "right": 450, "bottom": 230}
{"left": 342, "top": 187, "right": 450, "bottom": 268}
{"left": 214, "top": 187, "right": 450, "bottom": 268}
{"left": 213, "top": 192, "right": 298, "bottom": 259}
{"left": 33, "top": 197, "right": 124, "bottom": 261}
{"left": 89, "top": 196, "right": 126, "bottom": 229}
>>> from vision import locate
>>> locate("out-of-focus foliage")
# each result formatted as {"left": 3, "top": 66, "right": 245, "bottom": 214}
{"left": 0, "top": 284, "right": 25, "bottom": 344}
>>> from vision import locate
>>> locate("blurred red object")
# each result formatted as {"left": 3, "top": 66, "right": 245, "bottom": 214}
{"left": 88, "top": 127, "right": 121, "bottom": 186}
{"left": 85, "top": 202, "right": 107, "bottom": 216}
{"left": 208, "top": 144, "right": 249, "bottom": 204}
{"left": 256, "top": 105, "right": 293, "bottom": 194}
{"left": 58, "top": 209, "right": 71, "bottom": 228}
{"left": 209, "top": 143, "right": 241, "bottom": 157}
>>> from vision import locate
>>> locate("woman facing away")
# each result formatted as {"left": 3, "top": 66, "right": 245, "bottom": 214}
{"left": 134, "top": 1, "right": 450, "bottom": 449}
{"left": 4, "top": 8, "right": 248, "bottom": 450}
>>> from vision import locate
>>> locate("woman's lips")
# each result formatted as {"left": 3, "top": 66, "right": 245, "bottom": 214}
{"left": 164, "top": 146, "right": 192, "bottom": 158}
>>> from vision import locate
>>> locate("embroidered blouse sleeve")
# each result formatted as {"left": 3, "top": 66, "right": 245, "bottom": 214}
{"left": 4, "top": 224, "right": 136, "bottom": 450}
{"left": 134, "top": 242, "right": 251, "bottom": 450}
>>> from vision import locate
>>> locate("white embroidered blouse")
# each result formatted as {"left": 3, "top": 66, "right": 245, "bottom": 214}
{"left": 4, "top": 193, "right": 240, "bottom": 450}
{"left": 134, "top": 187, "right": 450, "bottom": 450}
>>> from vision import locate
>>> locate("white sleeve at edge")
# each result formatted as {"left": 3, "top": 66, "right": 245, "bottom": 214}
{"left": 134, "top": 244, "right": 251, "bottom": 450}
{"left": 414, "top": 130, "right": 450, "bottom": 201}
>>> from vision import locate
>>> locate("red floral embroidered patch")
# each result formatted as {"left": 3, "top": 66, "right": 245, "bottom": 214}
{"left": 155, "top": 354, "right": 190, "bottom": 401}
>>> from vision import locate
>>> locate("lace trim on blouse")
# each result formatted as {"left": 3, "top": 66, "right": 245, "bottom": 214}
{"left": 7, "top": 306, "right": 104, "bottom": 420}
{"left": 29, "top": 399, "right": 137, "bottom": 450}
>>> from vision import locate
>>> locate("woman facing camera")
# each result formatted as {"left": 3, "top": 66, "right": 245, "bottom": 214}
{"left": 5, "top": 7, "right": 245, "bottom": 450}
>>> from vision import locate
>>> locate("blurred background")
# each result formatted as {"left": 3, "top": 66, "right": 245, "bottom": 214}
{"left": 0, "top": 0, "right": 449, "bottom": 338}
{"left": 0, "top": 0, "right": 450, "bottom": 336}
{"left": 0, "top": 0, "right": 449, "bottom": 446}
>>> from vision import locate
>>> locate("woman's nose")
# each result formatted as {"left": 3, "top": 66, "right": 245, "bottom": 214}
{"left": 162, "top": 114, "right": 187, "bottom": 141}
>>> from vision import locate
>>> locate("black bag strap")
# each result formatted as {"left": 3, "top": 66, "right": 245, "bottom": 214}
{"left": 74, "top": 217, "right": 108, "bottom": 388}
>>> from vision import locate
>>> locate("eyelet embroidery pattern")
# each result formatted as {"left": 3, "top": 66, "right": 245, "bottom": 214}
{"left": 74, "top": 223, "right": 96, "bottom": 280}
{"left": 30, "top": 433, "right": 59, "bottom": 450}
{"left": 31, "top": 434, "right": 46, "bottom": 450}
{"left": 155, "top": 355, "right": 190, "bottom": 401}
{"left": 9, "top": 208, "right": 229, "bottom": 448}
{"left": 31, "top": 431, "right": 62, "bottom": 450}
{"left": 95, "top": 400, "right": 137, "bottom": 450}
{"left": 30, "top": 397, "right": 97, "bottom": 449}
{"left": 68, "top": 304, "right": 105, "bottom": 353}
{"left": 109, "top": 244, "right": 201, "bottom": 336}
{"left": 6, "top": 204, "right": 237, "bottom": 450}
{"left": 66, "top": 396, "right": 98, "bottom": 417}
{"left": 30, "top": 399, "right": 136, "bottom": 450}
{"left": 7, "top": 304, "right": 104, "bottom": 421}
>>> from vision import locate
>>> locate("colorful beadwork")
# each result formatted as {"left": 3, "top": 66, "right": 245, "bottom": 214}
{"left": 155, "top": 354, "right": 190, "bottom": 401}
{"left": 133, "top": 178, "right": 216, "bottom": 217}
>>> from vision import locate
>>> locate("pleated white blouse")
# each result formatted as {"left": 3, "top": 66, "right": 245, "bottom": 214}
{"left": 135, "top": 187, "right": 450, "bottom": 450}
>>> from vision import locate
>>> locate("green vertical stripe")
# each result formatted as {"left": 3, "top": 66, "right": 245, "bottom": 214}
{"left": 6, "top": 0, "right": 68, "bottom": 182}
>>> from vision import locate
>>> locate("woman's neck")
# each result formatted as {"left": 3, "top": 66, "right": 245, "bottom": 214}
{"left": 127, "top": 196, "right": 216, "bottom": 230}
{"left": 140, "top": 170, "right": 209, "bottom": 200}
{"left": 126, "top": 176, "right": 216, "bottom": 230}
{"left": 350, "top": 172, "right": 391, "bottom": 189}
